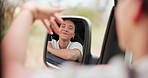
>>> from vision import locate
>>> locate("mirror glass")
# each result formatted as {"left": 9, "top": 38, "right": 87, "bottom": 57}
{"left": 44, "top": 16, "right": 91, "bottom": 68}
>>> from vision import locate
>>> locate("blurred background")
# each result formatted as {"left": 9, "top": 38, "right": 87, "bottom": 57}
{"left": 3, "top": 0, "right": 114, "bottom": 69}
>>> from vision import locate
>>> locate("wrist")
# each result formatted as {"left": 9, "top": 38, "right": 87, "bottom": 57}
{"left": 19, "top": 6, "right": 36, "bottom": 21}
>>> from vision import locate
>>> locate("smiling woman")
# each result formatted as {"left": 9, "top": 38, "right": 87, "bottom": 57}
{"left": 47, "top": 20, "right": 83, "bottom": 61}
{"left": 44, "top": 16, "right": 91, "bottom": 67}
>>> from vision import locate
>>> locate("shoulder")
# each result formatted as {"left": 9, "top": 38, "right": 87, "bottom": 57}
{"left": 71, "top": 42, "right": 82, "bottom": 46}
{"left": 69, "top": 42, "right": 83, "bottom": 52}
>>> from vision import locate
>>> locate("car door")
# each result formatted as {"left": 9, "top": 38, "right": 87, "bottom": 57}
{"left": 87, "top": 0, "right": 126, "bottom": 65}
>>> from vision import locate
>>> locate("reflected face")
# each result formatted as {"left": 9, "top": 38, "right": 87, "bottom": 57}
{"left": 59, "top": 20, "right": 75, "bottom": 41}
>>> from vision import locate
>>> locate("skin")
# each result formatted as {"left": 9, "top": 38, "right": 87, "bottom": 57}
{"left": 47, "top": 20, "right": 82, "bottom": 61}
{"left": 115, "top": 0, "right": 148, "bottom": 61}
{"left": 2, "top": 0, "right": 148, "bottom": 78}
{"left": 2, "top": 1, "right": 65, "bottom": 78}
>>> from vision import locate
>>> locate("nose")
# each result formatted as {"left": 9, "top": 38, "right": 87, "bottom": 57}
{"left": 63, "top": 28, "right": 68, "bottom": 32}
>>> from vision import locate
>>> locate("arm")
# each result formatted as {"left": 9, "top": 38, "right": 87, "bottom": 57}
{"left": 2, "top": 1, "right": 65, "bottom": 78}
{"left": 47, "top": 42, "right": 81, "bottom": 61}
{"left": 2, "top": 9, "right": 35, "bottom": 78}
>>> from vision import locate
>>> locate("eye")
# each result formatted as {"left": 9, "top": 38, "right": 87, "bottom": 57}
{"left": 69, "top": 27, "right": 73, "bottom": 30}
{"left": 68, "top": 25, "right": 74, "bottom": 30}
{"left": 61, "top": 24, "right": 66, "bottom": 28}
{"left": 69, "top": 26, "right": 73, "bottom": 30}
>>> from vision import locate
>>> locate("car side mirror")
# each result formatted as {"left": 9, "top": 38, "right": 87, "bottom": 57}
{"left": 43, "top": 16, "right": 92, "bottom": 69}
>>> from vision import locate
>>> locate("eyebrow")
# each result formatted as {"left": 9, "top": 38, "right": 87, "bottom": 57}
{"left": 61, "top": 22, "right": 75, "bottom": 28}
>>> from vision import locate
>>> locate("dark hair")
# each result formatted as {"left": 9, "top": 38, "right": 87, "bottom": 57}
{"left": 0, "top": 0, "right": 4, "bottom": 43}
{"left": 70, "top": 20, "right": 84, "bottom": 45}
{"left": 143, "top": 0, "right": 148, "bottom": 14}
{"left": 71, "top": 20, "right": 77, "bottom": 34}
{"left": 0, "top": 0, "right": 4, "bottom": 77}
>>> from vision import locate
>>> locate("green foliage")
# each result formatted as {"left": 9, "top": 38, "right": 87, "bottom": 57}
{"left": 0, "top": 0, "right": 5, "bottom": 43}
{"left": 62, "top": 7, "right": 100, "bottom": 22}
{"left": 0, "top": 0, "right": 16, "bottom": 43}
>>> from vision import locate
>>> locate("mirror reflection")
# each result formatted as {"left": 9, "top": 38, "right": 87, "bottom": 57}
{"left": 45, "top": 18, "right": 86, "bottom": 66}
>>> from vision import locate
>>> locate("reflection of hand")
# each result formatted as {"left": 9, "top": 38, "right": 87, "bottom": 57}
{"left": 47, "top": 42, "right": 53, "bottom": 53}
{"left": 21, "top": 1, "right": 66, "bottom": 34}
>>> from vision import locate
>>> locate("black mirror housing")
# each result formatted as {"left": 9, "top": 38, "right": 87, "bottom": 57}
{"left": 43, "top": 16, "right": 92, "bottom": 68}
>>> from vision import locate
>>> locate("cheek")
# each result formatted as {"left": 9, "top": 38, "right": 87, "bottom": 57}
{"left": 59, "top": 29, "right": 63, "bottom": 34}
{"left": 116, "top": 3, "right": 131, "bottom": 38}
{"left": 115, "top": 4, "right": 128, "bottom": 49}
{"left": 58, "top": 29, "right": 63, "bottom": 36}
{"left": 69, "top": 31, "right": 74, "bottom": 37}
{"left": 116, "top": 5, "right": 124, "bottom": 35}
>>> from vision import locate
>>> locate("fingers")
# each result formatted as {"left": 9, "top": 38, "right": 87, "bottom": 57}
{"left": 27, "top": 2, "right": 65, "bottom": 35}
{"left": 53, "top": 14, "right": 63, "bottom": 24}
{"left": 42, "top": 16, "right": 61, "bottom": 35}
{"left": 41, "top": 20, "right": 53, "bottom": 35}
{"left": 48, "top": 18, "right": 59, "bottom": 35}
{"left": 40, "top": 6, "right": 65, "bottom": 35}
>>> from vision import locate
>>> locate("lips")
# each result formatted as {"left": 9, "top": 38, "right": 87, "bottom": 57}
{"left": 61, "top": 32, "right": 69, "bottom": 35}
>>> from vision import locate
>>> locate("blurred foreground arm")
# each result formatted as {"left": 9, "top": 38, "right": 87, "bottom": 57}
{"left": 2, "top": 1, "right": 65, "bottom": 78}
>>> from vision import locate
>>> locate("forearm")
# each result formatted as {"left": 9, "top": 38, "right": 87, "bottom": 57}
{"left": 2, "top": 10, "right": 34, "bottom": 65}
{"left": 48, "top": 49, "right": 81, "bottom": 61}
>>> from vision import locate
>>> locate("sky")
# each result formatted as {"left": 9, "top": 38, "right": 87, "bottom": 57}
{"left": 48, "top": 0, "right": 114, "bottom": 10}
{"left": 7, "top": 0, "right": 114, "bottom": 11}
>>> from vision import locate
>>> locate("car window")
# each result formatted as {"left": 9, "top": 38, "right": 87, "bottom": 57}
{"left": 90, "top": 0, "right": 114, "bottom": 56}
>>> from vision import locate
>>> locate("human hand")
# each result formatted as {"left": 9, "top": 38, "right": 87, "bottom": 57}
{"left": 47, "top": 42, "right": 53, "bottom": 52}
{"left": 21, "top": 1, "right": 66, "bottom": 34}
